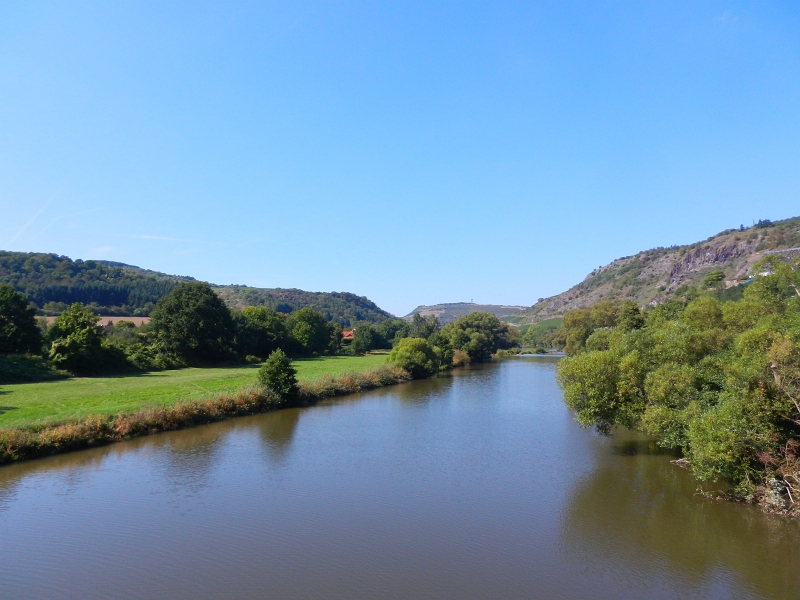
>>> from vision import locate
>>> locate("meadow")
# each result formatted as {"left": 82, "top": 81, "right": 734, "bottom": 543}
{"left": 0, "top": 354, "right": 387, "bottom": 429}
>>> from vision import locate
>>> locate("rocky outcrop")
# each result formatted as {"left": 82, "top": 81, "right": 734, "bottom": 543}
{"left": 519, "top": 217, "right": 800, "bottom": 323}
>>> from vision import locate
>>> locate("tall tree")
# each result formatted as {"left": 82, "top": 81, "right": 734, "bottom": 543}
{"left": 0, "top": 284, "right": 42, "bottom": 355}
{"left": 287, "top": 307, "right": 334, "bottom": 355}
{"left": 48, "top": 303, "right": 107, "bottom": 374}
{"left": 150, "top": 282, "right": 236, "bottom": 364}
{"left": 234, "top": 306, "right": 289, "bottom": 358}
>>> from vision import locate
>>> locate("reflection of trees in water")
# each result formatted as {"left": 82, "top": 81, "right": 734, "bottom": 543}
{"left": 0, "top": 446, "right": 113, "bottom": 512}
{"left": 256, "top": 408, "right": 300, "bottom": 463}
{"left": 562, "top": 433, "right": 800, "bottom": 598}
{"left": 148, "top": 423, "right": 229, "bottom": 491}
{"left": 392, "top": 374, "right": 453, "bottom": 405}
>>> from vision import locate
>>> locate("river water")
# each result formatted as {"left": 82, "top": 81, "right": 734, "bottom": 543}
{"left": 1, "top": 358, "right": 798, "bottom": 599}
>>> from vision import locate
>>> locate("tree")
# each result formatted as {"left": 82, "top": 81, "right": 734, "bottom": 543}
{"left": 286, "top": 307, "right": 334, "bottom": 355}
{"left": 149, "top": 282, "right": 236, "bottom": 364}
{"left": 554, "top": 264, "right": 800, "bottom": 501}
{"left": 48, "top": 303, "right": 109, "bottom": 374}
{"left": 560, "top": 301, "right": 620, "bottom": 356}
{"left": 0, "top": 284, "right": 42, "bottom": 355}
{"left": 257, "top": 349, "right": 298, "bottom": 399}
{"left": 704, "top": 270, "right": 726, "bottom": 289}
{"left": 376, "top": 319, "right": 409, "bottom": 347}
{"left": 387, "top": 337, "right": 439, "bottom": 378}
{"left": 441, "top": 312, "right": 516, "bottom": 362}
{"left": 234, "top": 306, "right": 288, "bottom": 358}
{"left": 427, "top": 332, "right": 454, "bottom": 369}
{"left": 352, "top": 324, "right": 380, "bottom": 354}
{"left": 408, "top": 314, "right": 440, "bottom": 339}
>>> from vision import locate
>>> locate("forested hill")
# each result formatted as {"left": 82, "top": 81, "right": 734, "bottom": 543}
{"left": 0, "top": 252, "right": 189, "bottom": 316}
{"left": 519, "top": 216, "right": 800, "bottom": 323}
{"left": 216, "top": 287, "right": 393, "bottom": 326}
{"left": 0, "top": 251, "right": 394, "bottom": 325}
{"left": 405, "top": 302, "right": 526, "bottom": 324}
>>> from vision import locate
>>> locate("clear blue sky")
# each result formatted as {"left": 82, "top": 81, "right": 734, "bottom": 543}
{"left": 1, "top": 1, "right": 798, "bottom": 316}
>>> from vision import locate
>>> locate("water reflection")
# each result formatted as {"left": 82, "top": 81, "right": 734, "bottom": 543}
{"left": 562, "top": 430, "right": 800, "bottom": 599}
{"left": 256, "top": 407, "right": 300, "bottom": 463}
{"left": 1, "top": 360, "right": 799, "bottom": 600}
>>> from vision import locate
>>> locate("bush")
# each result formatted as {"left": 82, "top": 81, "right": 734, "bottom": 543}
{"left": 387, "top": 338, "right": 439, "bottom": 379}
{"left": 257, "top": 349, "right": 298, "bottom": 399}
{"left": 0, "top": 354, "right": 67, "bottom": 384}
{"left": 48, "top": 303, "right": 129, "bottom": 375}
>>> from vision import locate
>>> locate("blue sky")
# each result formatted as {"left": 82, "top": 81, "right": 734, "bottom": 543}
{"left": 1, "top": 1, "right": 798, "bottom": 316}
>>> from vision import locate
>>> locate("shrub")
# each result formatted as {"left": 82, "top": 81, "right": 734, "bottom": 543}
{"left": 387, "top": 338, "right": 438, "bottom": 378}
{"left": 257, "top": 349, "right": 298, "bottom": 399}
{"left": 48, "top": 304, "right": 128, "bottom": 375}
{"left": 0, "top": 354, "right": 67, "bottom": 384}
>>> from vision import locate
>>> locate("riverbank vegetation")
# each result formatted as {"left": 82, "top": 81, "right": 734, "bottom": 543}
{"left": 555, "top": 255, "right": 800, "bottom": 514}
{"left": 0, "top": 355, "right": 388, "bottom": 429}
{"left": 0, "top": 363, "right": 410, "bottom": 465}
{"left": 0, "top": 269, "right": 519, "bottom": 462}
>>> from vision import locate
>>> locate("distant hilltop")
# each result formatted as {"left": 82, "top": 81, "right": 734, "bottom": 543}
{"left": 518, "top": 216, "right": 800, "bottom": 324}
{"left": 405, "top": 302, "right": 527, "bottom": 325}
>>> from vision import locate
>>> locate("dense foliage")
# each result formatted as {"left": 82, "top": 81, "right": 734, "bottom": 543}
{"left": 0, "top": 251, "right": 185, "bottom": 315}
{"left": 441, "top": 312, "right": 518, "bottom": 362}
{"left": 521, "top": 318, "right": 562, "bottom": 351}
{"left": 48, "top": 304, "right": 128, "bottom": 374}
{"left": 0, "top": 284, "right": 42, "bottom": 354}
{"left": 150, "top": 282, "right": 237, "bottom": 365}
{"left": 217, "top": 286, "right": 393, "bottom": 326}
{"left": 388, "top": 338, "right": 440, "bottom": 378}
{"left": 257, "top": 349, "right": 298, "bottom": 399}
{"left": 556, "top": 256, "right": 800, "bottom": 505}
{"left": 0, "top": 251, "right": 394, "bottom": 325}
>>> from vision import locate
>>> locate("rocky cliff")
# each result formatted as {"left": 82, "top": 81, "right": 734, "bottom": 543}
{"left": 519, "top": 217, "right": 800, "bottom": 323}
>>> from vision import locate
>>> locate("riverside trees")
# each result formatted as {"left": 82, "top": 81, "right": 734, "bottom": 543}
{"left": 386, "top": 312, "right": 517, "bottom": 377}
{"left": 556, "top": 256, "right": 800, "bottom": 503}
{"left": 0, "top": 281, "right": 346, "bottom": 378}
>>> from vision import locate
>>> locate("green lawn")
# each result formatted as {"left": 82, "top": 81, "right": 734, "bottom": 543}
{"left": 0, "top": 354, "right": 387, "bottom": 429}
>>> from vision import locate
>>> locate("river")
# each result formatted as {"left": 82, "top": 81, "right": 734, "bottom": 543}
{"left": 1, "top": 358, "right": 798, "bottom": 599}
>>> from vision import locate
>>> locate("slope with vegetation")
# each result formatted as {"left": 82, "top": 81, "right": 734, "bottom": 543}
{"left": 0, "top": 251, "right": 188, "bottom": 316}
{"left": 0, "top": 251, "right": 393, "bottom": 325}
{"left": 217, "top": 286, "right": 392, "bottom": 325}
{"left": 520, "top": 217, "right": 800, "bottom": 323}
{"left": 405, "top": 302, "right": 526, "bottom": 324}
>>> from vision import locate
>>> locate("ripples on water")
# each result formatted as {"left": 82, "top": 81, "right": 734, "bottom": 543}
{"left": 0, "top": 359, "right": 797, "bottom": 599}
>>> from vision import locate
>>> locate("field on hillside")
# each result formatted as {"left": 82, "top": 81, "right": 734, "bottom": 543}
{"left": 0, "top": 355, "right": 387, "bottom": 429}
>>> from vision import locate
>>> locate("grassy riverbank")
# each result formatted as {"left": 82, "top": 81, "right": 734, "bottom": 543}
{"left": 0, "top": 360, "right": 408, "bottom": 465}
{"left": 0, "top": 355, "right": 387, "bottom": 429}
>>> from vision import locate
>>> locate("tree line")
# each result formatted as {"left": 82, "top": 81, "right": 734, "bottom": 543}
{"left": 1, "top": 280, "right": 519, "bottom": 381}
{"left": 0, "top": 251, "right": 396, "bottom": 325}
{"left": 554, "top": 255, "right": 800, "bottom": 507}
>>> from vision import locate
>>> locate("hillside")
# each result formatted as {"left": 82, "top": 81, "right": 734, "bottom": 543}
{"left": 0, "top": 251, "right": 393, "bottom": 325}
{"left": 0, "top": 252, "right": 187, "bottom": 316}
{"left": 519, "top": 216, "right": 800, "bottom": 323}
{"left": 216, "top": 286, "right": 393, "bottom": 326}
{"left": 405, "top": 302, "right": 526, "bottom": 324}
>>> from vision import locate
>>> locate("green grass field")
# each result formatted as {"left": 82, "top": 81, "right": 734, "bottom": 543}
{"left": 0, "top": 355, "right": 387, "bottom": 429}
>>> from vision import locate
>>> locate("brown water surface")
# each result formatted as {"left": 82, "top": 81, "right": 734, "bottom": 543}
{"left": 0, "top": 358, "right": 798, "bottom": 599}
